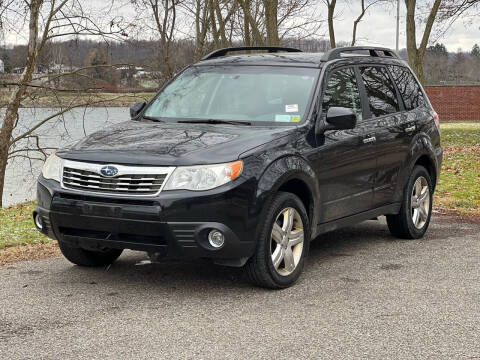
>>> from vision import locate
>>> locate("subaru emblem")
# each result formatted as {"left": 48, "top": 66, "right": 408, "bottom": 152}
{"left": 100, "top": 165, "right": 118, "bottom": 177}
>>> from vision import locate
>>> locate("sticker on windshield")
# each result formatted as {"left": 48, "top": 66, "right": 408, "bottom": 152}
{"left": 275, "top": 115, "right": 292, "bottom": 122}
{"left": 290, "top": 116, "right": 301, "bottom": 122}
{"left": 285, "top": 104, "right": 299, "bottom": 113}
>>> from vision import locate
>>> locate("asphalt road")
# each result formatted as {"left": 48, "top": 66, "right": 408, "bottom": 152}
{"left": 1, "top": 215, "right": 480, "bottom": 360}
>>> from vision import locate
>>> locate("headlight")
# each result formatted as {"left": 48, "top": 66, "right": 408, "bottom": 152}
{"left": 41, "top": 153, "right": 62, "bottom": 182}
{"left": 164, "top": 160, "right": 243, "bottom": 191}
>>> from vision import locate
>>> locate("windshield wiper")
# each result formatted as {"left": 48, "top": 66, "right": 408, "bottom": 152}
{"left": 142, "top": 115, "right": 164, "bottom": 123}
{"left": 177, "top": 119, "right": 252, "bottom": 126}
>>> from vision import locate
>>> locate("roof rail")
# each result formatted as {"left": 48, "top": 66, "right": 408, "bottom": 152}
{"left": 321, "top": 46, "right": 399, "bottom": 61}
{"left": 201, "top": 46, "right": 302, "bottom": 61}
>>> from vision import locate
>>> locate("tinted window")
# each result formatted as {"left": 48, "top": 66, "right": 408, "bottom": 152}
{"left": 322, "top": 67, "right": 363, "bottom": 121}
{"left": 360, "top": 66, "right": 399, "bottom": 117}
{"left": 388, "top": 65, "right": 426, "bottom": 110}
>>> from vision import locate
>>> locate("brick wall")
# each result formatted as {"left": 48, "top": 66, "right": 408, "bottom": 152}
{"left": 425, "top": 86, "right": 480, "bottom": 121}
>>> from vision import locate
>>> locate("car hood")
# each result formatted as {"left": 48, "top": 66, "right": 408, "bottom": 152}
{"left": 57, "top": 120, "right": 295, "bottom": 166}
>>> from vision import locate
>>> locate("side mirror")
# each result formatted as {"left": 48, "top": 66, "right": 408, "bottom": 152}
{"left": 325, "top": 107, "right": 357, "bottom": 131}
{"left": 130, "top": 101, "right": 147, "bottom": 119}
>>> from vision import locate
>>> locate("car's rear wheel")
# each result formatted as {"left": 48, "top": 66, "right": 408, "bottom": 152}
{"left": 386, "top": 165, "right": 433, "bottom": 239}
{"left": 246, "top": 192, "right": 310, "bottom": 289}
{"left": 58, "top": 241, "right": 123, "bottom": 267}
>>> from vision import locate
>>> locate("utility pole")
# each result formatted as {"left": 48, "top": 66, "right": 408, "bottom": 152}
{"left": 396, "top": 0, "right": 400, "bottom": 52}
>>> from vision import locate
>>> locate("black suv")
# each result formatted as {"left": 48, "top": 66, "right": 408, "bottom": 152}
{"left": 34, "top": 46, "right": 442, "bottom": 288}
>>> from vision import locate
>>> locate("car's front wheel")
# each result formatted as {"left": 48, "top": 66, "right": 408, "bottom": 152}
{"left": 246, "top": 192, "right": 310, "bottom": 289}
{"left": 386, "top": 165, "right": 433, "bottom": 239}
{"left": 58, "top": 241, "right": 123, "bottom": 267}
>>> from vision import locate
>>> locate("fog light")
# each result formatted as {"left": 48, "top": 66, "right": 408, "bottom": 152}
{"left": 208, "top": 229, "right": 225, "bottom": 248}
{"left": 34, "top": 213, "right": 43, "bottom": 231}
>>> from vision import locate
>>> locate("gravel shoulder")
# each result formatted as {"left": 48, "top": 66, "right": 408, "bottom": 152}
{"left": 1, "top": 215, "right": 479, "bottom": 360}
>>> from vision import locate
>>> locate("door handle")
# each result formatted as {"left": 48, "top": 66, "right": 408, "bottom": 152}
{"left": 363, "top": 136, "right": 376, "bottom": 144}
{"left": 405, "top": 125, "right": 416, "bottom": 133}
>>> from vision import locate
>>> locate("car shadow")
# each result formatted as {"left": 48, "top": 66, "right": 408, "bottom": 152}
{"left": 55, "top": 220, "right": 395, "bottom": 293}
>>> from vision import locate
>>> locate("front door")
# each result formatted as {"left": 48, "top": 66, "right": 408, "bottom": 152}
{"left": 307, "top": 65, "right": 377, "bottom": 223}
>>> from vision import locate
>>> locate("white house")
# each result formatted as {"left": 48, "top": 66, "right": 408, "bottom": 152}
{"left": 0, "top": 59, "right": 4, "bottom": 73}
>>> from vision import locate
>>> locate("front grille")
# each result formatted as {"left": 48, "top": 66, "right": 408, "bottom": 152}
{"left": 61, "top": 160, "right": 174, "bottom": 196}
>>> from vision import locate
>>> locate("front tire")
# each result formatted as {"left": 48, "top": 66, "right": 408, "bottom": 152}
{"left": 386, "top": 165, "right": 433, "bottom": 239}
{"left": 246, "top": 192, "right": 310, "bottom": 289}
{"left": 58, "top": 241, "right": 123, "bottom": 267}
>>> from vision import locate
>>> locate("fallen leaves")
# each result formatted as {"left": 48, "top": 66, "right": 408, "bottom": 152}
{"left": 0, "top": 242, "right": 60, "bottom": 268}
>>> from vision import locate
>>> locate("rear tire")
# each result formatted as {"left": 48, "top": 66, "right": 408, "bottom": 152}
{"left": 246, "top": 192, "right": 310, "bottom": 289}
{"left": 58, "top": 241, "right": 123, "bottom": 267}
{"left": 386, "top": 165, "right": 433, "bottom": 239}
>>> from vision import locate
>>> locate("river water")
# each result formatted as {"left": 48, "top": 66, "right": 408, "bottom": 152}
{"left": 3, "top": 107, "right": 129, "bottom": 207}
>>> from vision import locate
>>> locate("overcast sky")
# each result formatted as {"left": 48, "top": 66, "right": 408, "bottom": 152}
{"left": 3, "top": 1, "right": 479, "bottom": 53}
{"left": 334, "top": 2, "right": 479, "bottom": 52}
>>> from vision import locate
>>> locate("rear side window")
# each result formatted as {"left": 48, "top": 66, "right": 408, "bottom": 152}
{"left": 322, "top": 67, "right": 363, "bottom": 121}
{"left": 388, "top": 65, "right": 426, "bottom": 110}
{"left": 360, "top": 66, "right": 399, "bottom": 117}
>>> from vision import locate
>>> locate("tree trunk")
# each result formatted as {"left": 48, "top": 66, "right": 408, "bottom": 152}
{"left": 243, "top": 0, "right": 251, "bottom": 46}
{"left": 327, "top": 0, "right": 337, "bottom": 49}
{"left": 263, "top": 0, "right": 279, "bottom": 46}
{"left": 208, "top": 0, "right": 221, "bottom": 47}
{"left": 194, "top": 0, "right": 208, "bottom": 61}
{"left": 239, "top": 0, "right": 264, "bottom": 45}
{"left": 404, "top": 0, "right": 442, "bottom": 85}
{"left": 351, "top": 0, "right": 365, "bottom": 46}
{"left": 0, "top": 0, "right": 43, "bottom": 207}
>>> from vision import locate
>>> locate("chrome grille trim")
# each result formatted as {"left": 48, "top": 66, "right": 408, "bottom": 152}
{"left": 61, "top": 159, "right": 175, "bottom": 197}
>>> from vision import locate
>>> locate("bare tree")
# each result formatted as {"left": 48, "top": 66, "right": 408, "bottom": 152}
{"left": 132, "top": 0, "right": 182, "bottom": 83}
{"left": 351, "top": 0, "right": 388, "bottom": 46}
{"left": 325, "top": 0, "right": 336, "bottom": 48}
{"left": 404, "top": 0, "right": 442, "bottom": 85}
{"left": 0, "top": 0, "right": 131, "bottom": 207}
{"left": 263, "top": 0, "right": 279, "bottom": 45}
{"left": 440, "top": 0, "right": 480, "bottom": 18}
{"left": 237, "top": 0, "right": 321, "bottom": 46}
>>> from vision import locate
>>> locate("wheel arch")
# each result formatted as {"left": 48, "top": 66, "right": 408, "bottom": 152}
{"left": 414, "top": 154, "right": 437, "bottom": 190}
{"left": 255, "top": 155, "right": 320, "bottom": 239}
{"left": 394, "top": 134, "right": 440, "bottom": 201}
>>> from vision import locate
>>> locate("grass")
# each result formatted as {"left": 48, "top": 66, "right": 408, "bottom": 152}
{"left": 438, "top": 122, "right": 480, "bottom": 147}
{"left": 0, "top": 201, "right": 48, "bottom": 250}
{"left": 434, "top": 122, "right": 480, "bottom": 216}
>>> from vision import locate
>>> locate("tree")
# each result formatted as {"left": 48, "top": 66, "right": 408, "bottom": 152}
{"left": 263, "top": 0, "right": 279, "bottom": 45}
{"left": 132, "top": 0, "right": 182, "bottom": 83}
{"left": 325, "top": 0, "right": 336, "bottom": 48}
{"left": 0, "top": 0, "right": 130, "bottom": 207}
{"left": 427, "top": 43, "right": 448, "bottom": 57}
{"left": 237, "top": 0, "right": 321, "bottom": 47}
{"left": 404, "top": 0, "right": 442, "bottom": 85}
{"left": 351, "top": 0, "right": 388, "bottom": 46}
{"left": 471, "top": 43, "right": 480, "bottom": 57}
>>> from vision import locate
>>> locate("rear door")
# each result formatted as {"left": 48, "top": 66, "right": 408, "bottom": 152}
{"left": 357, "top": 65, "right": 408, "bottom": 207}
{"left": 308, "top": 65, "right": 377, "bottom": 223}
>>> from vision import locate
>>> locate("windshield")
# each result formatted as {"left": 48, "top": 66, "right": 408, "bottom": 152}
{"left": 144, "top": 65, "right": 320, "bottom": 125}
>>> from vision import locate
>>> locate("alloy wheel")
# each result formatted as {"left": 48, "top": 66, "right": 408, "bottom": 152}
{"left": 411, "top": 176, "right": 430, "bottom": 229}
{"left": 270, "top": 207, "right": 304, "bottom": 276}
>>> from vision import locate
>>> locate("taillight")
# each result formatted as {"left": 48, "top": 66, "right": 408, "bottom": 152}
{"left": 433, "top": 111, "right": 440, "bottom": 129}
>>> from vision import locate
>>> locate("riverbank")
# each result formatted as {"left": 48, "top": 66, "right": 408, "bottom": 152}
{"left": 0, "top": 90, "right": 156, "bottom": 108}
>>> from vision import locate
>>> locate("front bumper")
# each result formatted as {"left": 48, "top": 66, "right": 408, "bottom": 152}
{"left": 34, "top": 176, "right": 257, "bottom": 262}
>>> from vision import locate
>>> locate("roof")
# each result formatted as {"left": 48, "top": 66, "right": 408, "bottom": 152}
{"left": 196, "top": 52, "right": 326, "bottom": 68}
{"left": 195, "top": 46, "right": 406, "bottom": 68}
